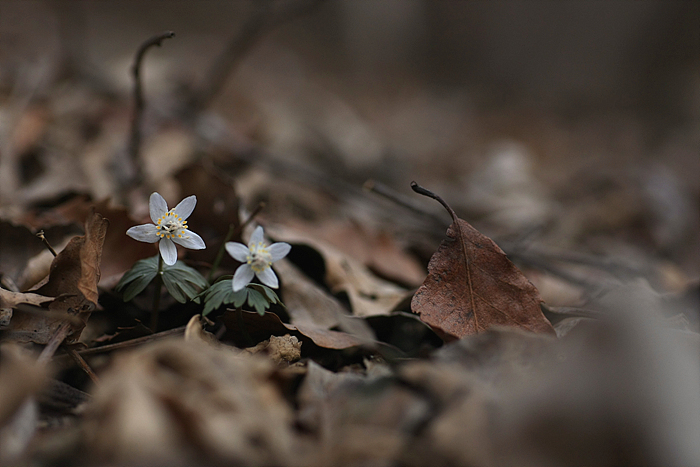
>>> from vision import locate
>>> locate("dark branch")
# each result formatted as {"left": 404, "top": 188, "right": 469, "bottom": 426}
{"left": 127, "top": 31, "right": 175, "bottom": 187}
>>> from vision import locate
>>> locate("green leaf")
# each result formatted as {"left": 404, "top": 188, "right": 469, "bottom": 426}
{"left": 233, "top": 287, "right": 248, "bottom": 308}
{"left": 201, "top": 278, "right": 241, "bottom": 316}
{"left": 161, "top": 272, "right": 186, "bottom": 303}
{"left": 121, "top": 273, "right": 155, "bottom": 302}
{"left": 201, "top": 276, "right": 286, "bottom": 316}
{"left": 247, "top": 288, "right": 268, "bottom": 315}
{"left": 161, "top": 260, "right": 209, "bottom": 303}
{"left": 248, "top": 284, "right": 283, "bottom": 307}
{"left": 115, "top": 256, "right": 159, "bottom": 301}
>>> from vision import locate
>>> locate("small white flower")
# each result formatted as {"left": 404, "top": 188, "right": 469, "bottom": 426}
{"left": 226, "top": 226, "right": 291, "bottom": 292}
{"left": 127, "top": 192, "right": 206, "bottom": 266}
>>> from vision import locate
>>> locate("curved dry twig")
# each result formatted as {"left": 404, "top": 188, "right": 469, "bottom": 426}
{"left": 127, "top": 31, "right": 175, "bottom": 187}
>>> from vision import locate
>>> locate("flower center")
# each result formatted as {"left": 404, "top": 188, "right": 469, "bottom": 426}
{"left": 156, "top": 211, "right": 189, "bottom": 240}
{"left": 247, "top": 242, "right": 272, "bottom": 273}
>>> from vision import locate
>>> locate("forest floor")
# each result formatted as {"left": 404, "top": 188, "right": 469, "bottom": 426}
{"left": 0, "top": 3, "right": 698, "bottom": 466}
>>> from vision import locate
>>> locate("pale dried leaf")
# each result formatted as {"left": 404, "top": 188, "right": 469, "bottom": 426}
{"left": 0, "top": 288, "right": 53, "bottom": 309}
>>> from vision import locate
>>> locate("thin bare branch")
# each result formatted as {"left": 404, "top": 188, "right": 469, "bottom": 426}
{"left": 127, "top": 31, "right": 175, "bottom": 187}
{"left": 65, "top": 347, "right": 99, "bottom": 385}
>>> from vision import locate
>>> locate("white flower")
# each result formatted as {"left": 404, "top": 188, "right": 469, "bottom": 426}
{"left": 226, "top": 226, "right": 291, "bottom": 292}
{"left": 127, "top": 192, "right": 206, "bottom": 266}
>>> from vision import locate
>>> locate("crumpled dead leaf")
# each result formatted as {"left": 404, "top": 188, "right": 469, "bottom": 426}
{"left": 410, "top": 182, "right": 554, "bottom": 340}
{"left": 36, "top": 211, "right": 107, "bottom": 305}
{"left": 274, "top": 257, "right": 377, "bottom": 345}
{"left": 19, "top": 195, "right": 154, "bottom": 288}
{"left": 83, "top": 338, "right": 295, "bottom": 466}
{"left": 5, "top": 211, "right": 108, "bottom": 344}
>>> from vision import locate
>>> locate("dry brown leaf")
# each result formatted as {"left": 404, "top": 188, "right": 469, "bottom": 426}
{"left": 284, "top": 218, "right": 425, "bottom": 287}
{"left": 223, "top": 309, "right": 366, "bottom": 350}
{"left": 267, "top": 223, "right": 408, "bottom": 318}
{"left": 297, "top": 360, "right": 426, "bottom": 467}
{"left": 410, "top": 182, "right": 554, "bottom": 340}
{"left": 184, "top": 314, "right": 224, "bottom": 349}
{"left": 21, "top": 195, "right": 154, "bottom": 288}
{"left": 274, "top": 258, "right": 345, "bottom": 329}
{"left": 6, "top": 212, "right": 108, "bottom": 345}
{"left": 274, "top": 258, "right": 376, "bottom": 344}
{"left": 0, "top": 289, "right": 53, "bottom": 309}
{"left": 36, "top": 211, "right": 108, "bottom": 305}
{"left": 84, "top": 338, "right": 294, "bottom": 466}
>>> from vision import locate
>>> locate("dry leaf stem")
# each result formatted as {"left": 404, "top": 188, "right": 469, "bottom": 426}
{"left": 36, "top": 230, "right": 57, "bottom": 257}
{"left": 365, "top": 179, "right": 446, "bottom": 227}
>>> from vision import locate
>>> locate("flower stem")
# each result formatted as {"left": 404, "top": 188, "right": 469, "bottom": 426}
{"left": 208, "top": 223, "right": 236, "bottom": 283}
{"left": 207, "top": 202, "right": 265, "bottom": 283}
{"left": 151, "top": 254, "right": 164, "bottom": 332}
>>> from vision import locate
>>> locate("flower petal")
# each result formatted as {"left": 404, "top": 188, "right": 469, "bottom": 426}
{"left": 268, "top": 242, "right": 291, "bottom": 262}
{"left": 226, "top": 242, "right": 250, "bottom": 262}
{"left": 172, "top": 195, "right": 196, "bottom": 220}
{"left": 249, "top": 226, "right": 264, "bottom": 247}
{"left": 173, "top": 230, "right": 206, "bottom": 250}
{"left": 149, "top": 192, "right": 168, "bottom": 223}
{"left": 232, "top": 264, "right": 255, "bottom": 292}
{"left": 256, "top": 266, "right": 279, "bottom": 289}
{"left": 126, "top": 224, "right": 160, "bottom": 243}
{"left": 159, "top": 238, "right": 178, "bottom": 265}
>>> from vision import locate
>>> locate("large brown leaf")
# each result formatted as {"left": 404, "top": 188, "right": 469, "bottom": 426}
{"left": 410, "top": 182, "right": 554, "bottom": 340}
{"left": 36, "top": 210, "right": 108, "bottom": 305}
{"left": 5, "top": 211, "right": 108, "bottom": 345}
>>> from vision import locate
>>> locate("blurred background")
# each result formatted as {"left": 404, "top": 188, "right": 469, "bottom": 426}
{"left": 1, "top": 0, "right": 698, "bottom": 277}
